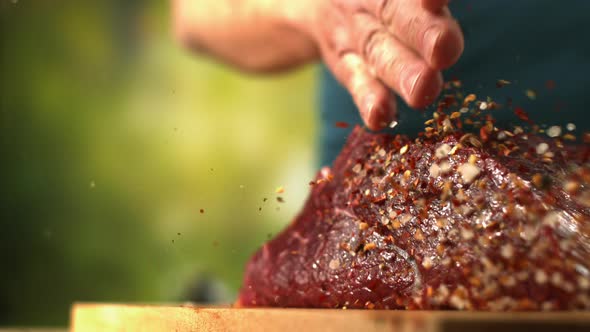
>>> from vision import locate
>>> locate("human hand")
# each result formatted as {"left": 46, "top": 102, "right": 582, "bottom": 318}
{"left": 307, "top": 0, "right": 464, "bottom": 130}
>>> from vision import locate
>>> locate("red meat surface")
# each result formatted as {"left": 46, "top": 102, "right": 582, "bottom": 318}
{"left": 238, "top": 123, "right": 590, "bottom": 310}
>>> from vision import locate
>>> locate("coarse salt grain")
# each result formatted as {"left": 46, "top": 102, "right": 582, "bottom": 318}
{"left": 422, "top": 257, "right": 433, "bottom": 269}
{"left": 536, "top": 142, "right": 549, "bottom": 155}
{"left": 546, "top": 126, "right": 562, "bottom": 138}
{"left": 578, "top": 276, "right": 590, "bottom": 290}
{"left": 551, "top": 272, "right": 563, "bottom": 287}
{"left": 429, "top": 163, "right": 441, "bottom": 178}
{"left": 461, "top": 228, "right": 474, "bottom": 240}
{"left": 521, "top": 225, "right": 537, "bottom": 242}
{"left": 479, "top": 102, "right": 488, "bottom": 110}
{"left": 435, "top": 144, "right": 452, "bottom": 159}
{"left": 329, "top": 259, "right": 340, "bottom": 270}
{"left": 567, "top": 123, "right": 576, "bottom": 131}
{"left": 500, "top": 243, "right": 514, "bottom": 259}
{"left": 458, "top": 163, "right": 481, "bottom": 184}
{"left": 542, "top": 211, "right": 560, "bottom": 227}
{"left": 535, "top": 270, "right": 548, "bottom": 284}
{"left": 352, "top": 163, "right": 362, "bottom": 173}
{"left": 449, "top": 295, "right": 470, "bottom": 310}
{"left": 439, "top": 161, "right": 452, "bottom": 174}
{"left": 389, "top": 120, "right": 398, "bottom": 129}
{"left": 399, "top": 214, "right": 412, "bottom": 224}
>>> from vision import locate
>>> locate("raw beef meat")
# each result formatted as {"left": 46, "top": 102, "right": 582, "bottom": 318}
{"left": 238, "top": 109, "right": 590, "bottom": 310}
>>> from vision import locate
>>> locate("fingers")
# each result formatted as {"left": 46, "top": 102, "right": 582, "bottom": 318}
{"left": 359, "top": 0, "right": 464, "bottom": 70}
{"left": 324, "top": 49, "right": 397, "bottom": 131}
{"left": 352, "top": 13, "right": 442, "bottom": 108}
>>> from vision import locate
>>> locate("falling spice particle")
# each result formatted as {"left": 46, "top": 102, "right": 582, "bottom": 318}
{"left": 514, "top": 107, "right": 531, "bottom": 122}
{"left": 567, "top": 123, "right": 576, "bottom": 131}
{"left": 546, "top": 126, "right": 562, "bottom": 138}
{"left": 563, "top": 133, "right": 576, "bottom": 141}
{"left": 463, "top": 94, "right": 476, "bottom": 104}
{"left": 263, "top": 198, "right": 268, "bottom": 202}
{"left": 177, "top": 232, "right": 181, "bottom": 236}
{"left": 276, "top": 197, "right": 285, "bottom": 203}
{"left": 200, "top": 209, "right": 205, "bottom": 214}
{"left": 389, "top": 120, "right": 398, "bottom": 129}
{"left": 276, "top": 186, "right": 285, "bottom": 194}
{"left": 335, "top": 121, "right": 350, "bottom": 128}
{"left": 496, "top": 79, "right": 511, "bottom": 88}
{"left": 536, "top": 143, "right": 549, "bottom": 155}
{"left": 525, "top": 89, "right": 537, "bottom": 100}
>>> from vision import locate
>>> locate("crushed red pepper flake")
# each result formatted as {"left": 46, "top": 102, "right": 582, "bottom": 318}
{"left": 514, "top": 107, "right": 532, "bottom": 123}
{"left": 463, "top": 94, "right": 476, "bottom": 105}
{"left": 335, "top": 121, "right": 350, "bottom": 128}
{"left": 363, "top": 242, "right": 377, "bottom": 251}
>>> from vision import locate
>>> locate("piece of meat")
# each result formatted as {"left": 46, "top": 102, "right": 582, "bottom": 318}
{"left": 237, "top": 123, "right": 590, "bottom": 310}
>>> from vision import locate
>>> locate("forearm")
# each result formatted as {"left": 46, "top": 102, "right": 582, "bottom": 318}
{"left": 172, "top": 0, "right": 319, "bottom": 72}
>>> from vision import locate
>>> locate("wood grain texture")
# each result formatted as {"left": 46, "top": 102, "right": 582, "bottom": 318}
{"left": 70, "top": 303, "right": 590, "bottom": 332}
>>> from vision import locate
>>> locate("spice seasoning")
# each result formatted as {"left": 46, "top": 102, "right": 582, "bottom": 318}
{"left": 238, "top": 82, "right": 590, "bottom": 311}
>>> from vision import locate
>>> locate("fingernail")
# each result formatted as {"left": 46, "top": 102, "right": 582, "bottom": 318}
{"left": 362, "top": 94, "right": 379, "bottom": 130}
{"left": 402, "top": 67, "right": 422, "bottom": 102}
{"left": 424, "top": 27, "right": 441, "bottom": 65}
{"left": 363, "top": 94, "right": 396, "bottom": 131}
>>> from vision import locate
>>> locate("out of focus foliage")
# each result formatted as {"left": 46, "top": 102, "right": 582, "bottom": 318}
{"left": 0, "top": 0, "right": 316, "bottom": 325}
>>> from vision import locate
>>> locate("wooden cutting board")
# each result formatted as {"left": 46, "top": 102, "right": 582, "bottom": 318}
{"left": 70, "top": 303, "right": 590, "bottom": 332}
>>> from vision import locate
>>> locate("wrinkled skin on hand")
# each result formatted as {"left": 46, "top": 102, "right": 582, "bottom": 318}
{"left": 308, "top": 0, "right": 464, "bottom": 130}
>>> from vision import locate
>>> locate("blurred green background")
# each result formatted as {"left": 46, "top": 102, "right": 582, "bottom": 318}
{"left": 0, "top": 0, "right": 317, "bottom": 326}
